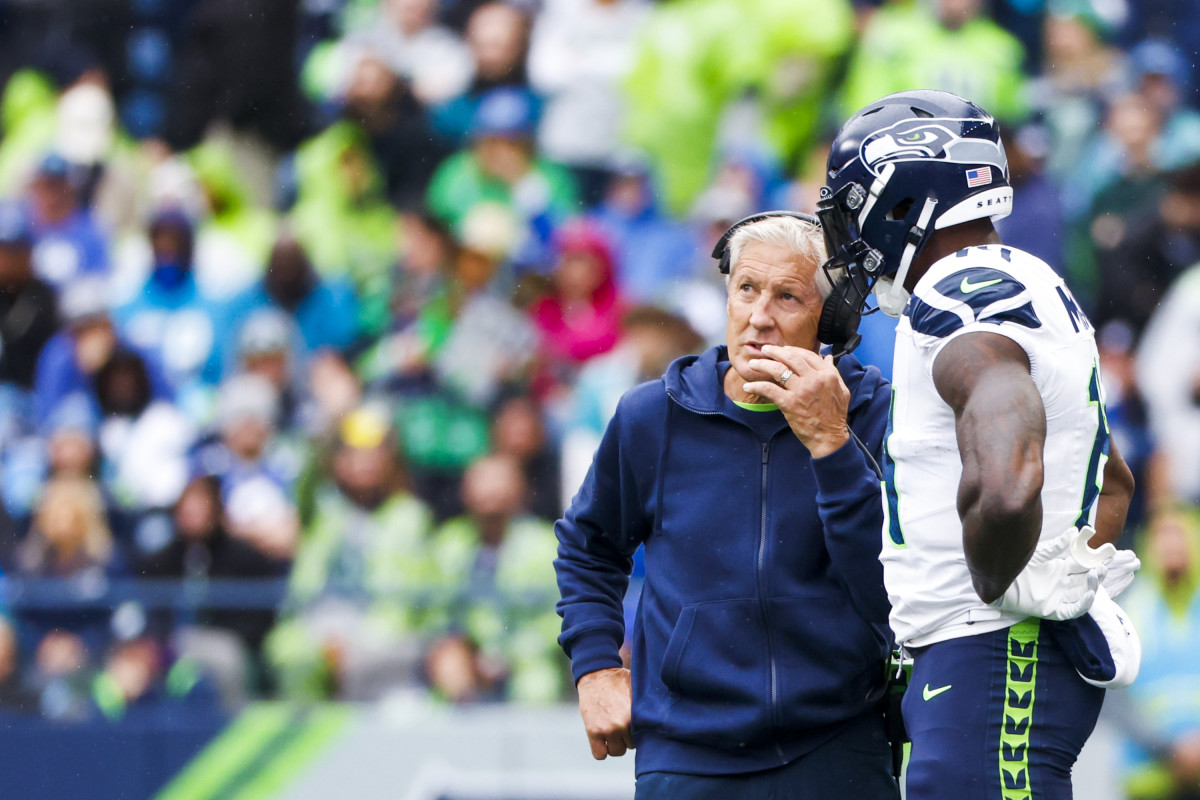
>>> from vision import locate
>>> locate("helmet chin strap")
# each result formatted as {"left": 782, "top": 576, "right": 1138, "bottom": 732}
{"left": 876, "top": 196, "right": 938, "bottom": 317}
{"left": 858, "top": 163, "right": 893, "bottom": 225}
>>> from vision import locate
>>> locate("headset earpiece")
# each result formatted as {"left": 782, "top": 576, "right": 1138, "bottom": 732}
{"left": 818, "top": 276, "right": 863, "bottom": 357}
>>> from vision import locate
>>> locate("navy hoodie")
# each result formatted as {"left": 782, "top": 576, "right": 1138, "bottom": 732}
{"left": 555, "top": 346, "right": 892, "bottom": 776}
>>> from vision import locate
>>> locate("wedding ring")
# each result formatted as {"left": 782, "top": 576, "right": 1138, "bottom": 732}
{"left": 779, "top": 368, "right": 793, "bottom": 384}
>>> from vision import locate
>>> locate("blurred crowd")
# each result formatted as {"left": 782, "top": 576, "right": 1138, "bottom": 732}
{"left": 0, "top": 0, "right": 1199, "bottom": 794}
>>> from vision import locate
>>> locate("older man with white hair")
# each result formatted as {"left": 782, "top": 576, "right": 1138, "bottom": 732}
{"left": 554, "top": 212, "right": 898, "bottom": 799}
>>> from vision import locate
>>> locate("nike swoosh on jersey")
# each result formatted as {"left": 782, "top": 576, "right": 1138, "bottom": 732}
{"left": 922, "top": 683, "right": 952, "bottom": 701}
{"left": 960, "top": 276, "right": 1003, "bottom": 293}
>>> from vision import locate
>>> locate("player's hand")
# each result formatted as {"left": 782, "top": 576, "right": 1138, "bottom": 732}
{"left": 1069, "top": 525, "right": 1141, "bottom": 598}
{"left": 745, "top": 345, "right": 851, "bottom": 458}
{"left": 1101, "top": 549, "right": 1141, "bottom": 598}
{"left": 993, "top": 527, "right": 1106, "bottom": 620}
{"left": 576, "top": 667, "right": 634, "bottom": 760}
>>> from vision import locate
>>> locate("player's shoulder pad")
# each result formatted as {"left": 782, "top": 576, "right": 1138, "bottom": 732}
{"left": 907, "top": 247, "right": 1042, "bottom": 339}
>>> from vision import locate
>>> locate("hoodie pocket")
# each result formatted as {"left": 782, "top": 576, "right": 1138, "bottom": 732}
{"left": 770, "top": 595, "right": 887, "bottom": 728}
{"left": 659, "top": 599, "right": 770, "bottom": 750}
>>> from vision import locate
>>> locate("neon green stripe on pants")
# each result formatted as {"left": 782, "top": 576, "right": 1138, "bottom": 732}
{"left": 1000, "top": 619, "right": 1040, "bottom": 800}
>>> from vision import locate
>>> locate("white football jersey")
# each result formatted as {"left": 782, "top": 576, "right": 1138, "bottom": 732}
{"left": 880, "top": 245, "right": 1109, "bottom": 647}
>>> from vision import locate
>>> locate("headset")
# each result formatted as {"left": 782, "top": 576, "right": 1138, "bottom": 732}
{"left": 711, "top": 210, "right": 868, "bottom": 359}
{"left": 711, "top": 209, "right": 883, "bottom": 480}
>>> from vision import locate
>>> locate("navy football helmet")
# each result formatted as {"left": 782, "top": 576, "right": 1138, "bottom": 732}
{"left": 817, "top": 90, "right": 1012, "bottom": 318}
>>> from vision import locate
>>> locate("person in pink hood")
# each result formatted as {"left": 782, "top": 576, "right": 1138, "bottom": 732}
{"left": 529, "top": 220, "right": 626, "bottom": 397}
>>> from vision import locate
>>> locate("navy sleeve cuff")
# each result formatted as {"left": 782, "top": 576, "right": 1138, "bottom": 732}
{"left": 567, "top": 628, "right": 625, "bottom": 684}
{"left": 811, "top": 436, "right": 872, "bottom": 497}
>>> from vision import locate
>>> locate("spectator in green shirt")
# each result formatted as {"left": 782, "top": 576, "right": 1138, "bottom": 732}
{"left": 839, "top": 0, "right": 1028, "bottom": 124}
{"left": 425, "top": 452, "right": 566, "bottom": 704}
{"left": 266, "top": 405, "right": 435, "bottom": 701}
{"left": 425, "top": 88, "right": 579, "bottom": 243}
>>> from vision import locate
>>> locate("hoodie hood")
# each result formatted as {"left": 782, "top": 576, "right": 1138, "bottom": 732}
{"left": 664, "top": 345, "right": 883, "bottom": 418}
{"left": 530, "top": 221, "right": 626, "bottom": 364}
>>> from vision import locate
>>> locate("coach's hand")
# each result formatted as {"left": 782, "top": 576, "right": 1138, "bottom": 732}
{"left": 577, "top": 667, "right": 634, "bottom": 760}
{"left": 745, "top": 345, "right": 851, "bottom": 458}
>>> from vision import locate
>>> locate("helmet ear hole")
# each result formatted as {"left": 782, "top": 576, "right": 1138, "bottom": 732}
{"left": 886, "top": 198, "right": 915, "bottom": 221}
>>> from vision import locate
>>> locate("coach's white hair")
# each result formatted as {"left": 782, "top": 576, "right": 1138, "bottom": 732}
{"left": 726, "top": 215, "right": 843, "bottom": 300}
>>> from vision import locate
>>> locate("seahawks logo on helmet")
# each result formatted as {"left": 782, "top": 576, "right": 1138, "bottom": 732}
{"left": 859, "top": 118, "right": 1007, "bottom": 177}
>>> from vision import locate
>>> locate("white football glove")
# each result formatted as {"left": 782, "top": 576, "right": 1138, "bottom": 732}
{"left": 1068, "top": 525, "right": 1141, "bottom": 598}
{"left": 993, "top": 527, "right": 1107, "bottom": 620}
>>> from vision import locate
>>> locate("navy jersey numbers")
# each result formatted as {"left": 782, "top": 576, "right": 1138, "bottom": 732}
{"left": 1055, "top": 285, "right": 1093, "bottom": 334}
{"left": 1075, "top": 362, "right": 1110, "bottom": 527}
{"left": 907, "top": 267, "right": 1042, "bottom": 339}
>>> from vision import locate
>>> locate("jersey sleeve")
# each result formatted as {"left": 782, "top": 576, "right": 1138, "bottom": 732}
{"left": 907, "top": 255, "right": 1049, "bottom": 386}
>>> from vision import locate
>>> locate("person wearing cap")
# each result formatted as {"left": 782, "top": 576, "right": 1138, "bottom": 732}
{"left": 0, "top": 201, "right": 58, "bottom": 392}
{"left": 426, "top": 87, "right": 578, "bottom": 236}
{"left": 1064, "top": 57, "right": 1200, "bottom": 232}
{"left": 429, "top": 2, "right": 535, "bottom": 144}
{"left": 113, "top": 208, "right": 225, "bottom": 413}
{"left": 554, "top": 213, "right": 896, "bottom": 798}
{"left": 265, "top": 405, "right": 436, "bottom": 700}
{"left": 192, "top": 373, "right": 300, "bottom": 563}
{"left": 993, "top": 121, "right": 1067, "bottom": 275}
{"left": 1127, "top": 38, "right": 1200, "bottom": 171}
{"left": 590, "top": 162, "right": 702, "bottom": 306}
{"left": 229, "top": 308, "right": 316, "bottom": 434}
{"left": 26, "top": 152, "right": 109, "bottom": 292}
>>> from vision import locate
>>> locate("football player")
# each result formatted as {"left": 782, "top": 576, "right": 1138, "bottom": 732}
{"left": 816, "top": 90, "right": 1142, "bottom": 799}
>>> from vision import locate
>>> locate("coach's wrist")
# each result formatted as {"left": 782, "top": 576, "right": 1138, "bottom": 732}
{"left": 806, "top": 425, "right": 851, "bottom": 459}
{"left": 567, "top": 629, "right": 625, "bottom": 684}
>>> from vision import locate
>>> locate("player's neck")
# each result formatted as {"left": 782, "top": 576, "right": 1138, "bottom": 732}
{"left": 904, "top": 219, "right": 1003, "bottom": 293}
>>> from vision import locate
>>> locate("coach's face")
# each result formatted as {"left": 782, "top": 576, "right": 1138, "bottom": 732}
{"left": 726, "top": 242, "right": 824, "bottom": 388}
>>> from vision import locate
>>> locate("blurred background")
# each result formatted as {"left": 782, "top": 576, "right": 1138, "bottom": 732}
{"left": 0, "top": 0, "right": 1197, "bottom": 797}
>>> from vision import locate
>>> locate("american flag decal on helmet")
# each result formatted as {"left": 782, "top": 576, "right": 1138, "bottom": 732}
{"left": 965, "top": 166, "right": 992, "bottom": 187}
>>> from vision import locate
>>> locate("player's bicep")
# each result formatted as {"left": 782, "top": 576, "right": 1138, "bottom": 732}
{"left": 933, "top": 331, "right": 1045, "bottom": 510}
{"left": 932, "top": 331, "right": 1032, "bottom": 412}
{"left": 935, "top": 332, "right": 1046, "bottom": 598}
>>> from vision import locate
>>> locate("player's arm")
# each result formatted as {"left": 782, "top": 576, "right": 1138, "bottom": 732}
{"left": 1092, "top": 438, "right": 1135, "bottom": 548}
{"left": 933, "top": 331, "right": 1045, "bottom": 604}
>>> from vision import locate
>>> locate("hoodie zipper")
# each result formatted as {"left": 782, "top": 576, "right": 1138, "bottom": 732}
{"left": 757, "top": 441, "right": 786, "bottom": 761}
{"left": 669, "top": 387, "right": 787, "bottom": 759}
